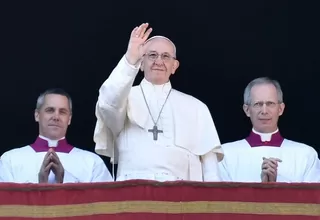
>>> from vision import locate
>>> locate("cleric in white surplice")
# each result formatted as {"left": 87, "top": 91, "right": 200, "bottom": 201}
{"left": 93, "top": 23, "right": 224, "bottom": 182}
{"left": 0, "top": 89, "right": 113, "bottom": 183}
{"left": 219, "top": 77, "right": 320, "bottom": 183}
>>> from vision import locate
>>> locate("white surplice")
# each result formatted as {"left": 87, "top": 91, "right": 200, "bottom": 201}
{"left": 93, "top": 55, "right": 223, "bottom": 182}
{"left": 219, "top": 129, "right": 320, "bottom": 183}
{"left": 0, "top": 136, "right": 113, "bottom": 183}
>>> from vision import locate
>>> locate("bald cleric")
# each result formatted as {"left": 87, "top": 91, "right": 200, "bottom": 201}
{"left": 93, "top": 23, "right": 223, "bottom": 182}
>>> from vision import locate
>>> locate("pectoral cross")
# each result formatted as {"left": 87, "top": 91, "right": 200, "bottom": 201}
{"left": 148, "top": 125, "right": 163, "bottom": 141}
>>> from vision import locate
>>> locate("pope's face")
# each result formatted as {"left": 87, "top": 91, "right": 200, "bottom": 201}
{"left": 141, "top": 38, "right": 179, "bottom": 85}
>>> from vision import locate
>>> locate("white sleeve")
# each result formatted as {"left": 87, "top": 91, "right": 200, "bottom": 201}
{"left": 96, "top": 55, "right": 140, "bottom": 137}
{"left": 0, "top": 153, "right": 14, "bottom": 182}
{"left": 218, "top": 156, "right": 233, "bottom": 182}
{"left": 90, "top": 156, "right": 113, "bottom": 182}
{"left": 62, "top": 169, "right": 80, "bottom": 183}
{"left": 201, "top": 151, "right": 221, "bottom": 182}
{"left": 195, "top": 102, "right": 224, "bottom": 159}
{"left": 94, "top": 55, "right": 140, "bottom": 162}
{"left": 302, "top": 148, "right": 320, "bottom": 182}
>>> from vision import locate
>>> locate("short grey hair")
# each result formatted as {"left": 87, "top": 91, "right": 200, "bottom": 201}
{"left": 244, "top": 77, "right": 283, "bottom": 105}
{"left": 36, "top": 88, "right": 73, "bottom": 114}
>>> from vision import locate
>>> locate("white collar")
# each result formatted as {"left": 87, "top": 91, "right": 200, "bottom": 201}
{"left": 252, "top": 128, "right": 279, "bottom": 142}
{"left": 39, "top": 135, "right": 65, "bottom": 147}
{"left": 140, "top": 78, "right": 172, "bottom": 96}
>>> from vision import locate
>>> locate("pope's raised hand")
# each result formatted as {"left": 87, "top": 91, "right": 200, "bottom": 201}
{"left": 125, "top": 23, "right": 152, "bottom": 65}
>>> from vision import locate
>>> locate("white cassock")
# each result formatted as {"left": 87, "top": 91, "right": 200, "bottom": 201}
{"left": 219, "top": 129, "right": 320, "bottom": 183}
{"left": 93, "top": 55, "right": 224, "bottom": 182}
{"left": 0, "top": 135, "right": 113, "bottom": 183}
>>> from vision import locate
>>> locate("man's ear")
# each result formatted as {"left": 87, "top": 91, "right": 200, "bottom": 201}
{"left": 243, "top": 104, "right": 250, "bottom": 117}
{"left": 34, "top": 109, "right": 39, "bottom": 122}
{"left": 68, "top": 114, "right": 72, "bottom": 125}
{"left": 171, "top": 60, "right": 180, "bottom": 75}
{"left": 140, "top": 60, "right": 144, "bottom": 72}
{"left": 278, "top": 102, "right": 285, "bottom": 116}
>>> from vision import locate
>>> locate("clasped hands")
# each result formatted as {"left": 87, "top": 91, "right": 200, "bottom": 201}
{"left": 38, "top": 148, "right": 64, "bottom": 183}
{"left": 261, "top": 157, "right": 282, "bottom": 182}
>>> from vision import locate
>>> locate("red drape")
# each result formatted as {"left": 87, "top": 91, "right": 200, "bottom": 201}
{"left": 0, "top": 180, "right": 319, "bottom": 219}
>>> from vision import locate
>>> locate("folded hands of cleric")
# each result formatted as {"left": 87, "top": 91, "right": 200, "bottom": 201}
{"left": 0, "top": 23, "right": 319, "bottom": 184}
{"left": 0, "top": 88, "right": 113, "bottom": 184}
{"left": 218, "top": 78, "right": 320, "bottom": 183}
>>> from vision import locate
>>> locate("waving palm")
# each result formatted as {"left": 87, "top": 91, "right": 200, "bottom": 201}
{"left": 126, "top": 23, "right": 153, "bottom": 65}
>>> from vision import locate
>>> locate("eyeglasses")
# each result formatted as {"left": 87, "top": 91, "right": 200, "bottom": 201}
{"left": 145, "top": 52, "right": 176, "bottom": 62}
{"left": 250, "top": 101, "right": 279, "bottom": 109}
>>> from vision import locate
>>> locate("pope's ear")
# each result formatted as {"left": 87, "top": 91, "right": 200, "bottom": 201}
{"left": 140, "top": 60, "right": 144, "bottom": 72}
{"left": 171, "top": 60, "right": 180, "bottom": 74}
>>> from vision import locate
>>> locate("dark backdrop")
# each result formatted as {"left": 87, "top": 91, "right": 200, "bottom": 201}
{"left": 1, "top": 1, "right": 319, "bottom": 171}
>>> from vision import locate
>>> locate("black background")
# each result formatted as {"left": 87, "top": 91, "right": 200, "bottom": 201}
{"left": 1, "top": 1, "right": 319, "bottom": 172}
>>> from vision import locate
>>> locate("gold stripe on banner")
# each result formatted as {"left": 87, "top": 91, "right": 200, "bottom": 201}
{"left": 0, "top": 201, "right": 319, "bottom": 218}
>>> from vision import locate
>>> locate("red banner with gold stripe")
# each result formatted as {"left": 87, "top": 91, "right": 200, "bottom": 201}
{"left": 0, "top": 180, "right": 319, "bottom": 219}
